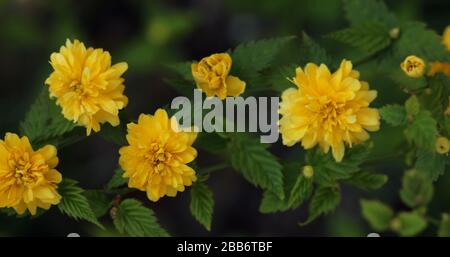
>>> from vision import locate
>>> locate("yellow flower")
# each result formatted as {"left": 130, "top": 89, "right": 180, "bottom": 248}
{"left": 279, "top": 60, "right": 380, "bottom": 162}
{"left": 0, "top": 133, "right": 62, "bottom": 215}
{"left": 443, "top": 25, "right": 450, "bottom": 50}
{"left": 45, "top": 39, "right": 128, "bottom": 135}
{"left": 119, "top": 109, "right": 198, "bottom": 202}
{"left": 191, "top": 53, "right": 246, "bottom": 99}
{"left": 428, "top": 62, "right": 450, "bottom": 77}
{"left": 435, "top": 136, "right": 449, "bottom": 154}
{"left": 400, "top": 55, "right": 426, "bottom": 78}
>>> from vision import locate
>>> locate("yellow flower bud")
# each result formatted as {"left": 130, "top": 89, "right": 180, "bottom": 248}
{"left": 191, "top": 53, "right": 246, "bottom": 99}
{"left": 435, "top": 136, "right": 450, "bottom": 154}
{"left": 400, "top": 55, "right": 426, "bottom": 78}
{"left": 443, "top": 25, "right": 450, "bottom": 51}
{"left": 389, "top": 27, "right": 400, "bottom": 39}
{"left": 302, "top": 165, "right": 314, "bottom": 178}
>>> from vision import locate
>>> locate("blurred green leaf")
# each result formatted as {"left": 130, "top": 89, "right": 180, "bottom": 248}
{"left": 399, "top": 169, "right": 433, "bottom": 208}
{"left": 361, "top": 199, "right": 393, "bottom": 231}
{"left": 415, "top": 149, "right": 447, "bottom": 181}
{"left": 404, "top": 111, "right": 438, "bottom": 151}
{"left": 404, "top": 95, "right": 420, "bottom": 117}
{"left": 379, "top": 104, "right": 407, "bottom": 126}
{"left": 397, "top": 212, "right": 427, "bottom": 236}
{"left": 438, "top": 213, "right": 450, "bottom": 237}
{"left": 346, "top": 171, "right": 388, "bottom": 191}
{"left": 343, "top": 0, "right": 398, "bottom": 28}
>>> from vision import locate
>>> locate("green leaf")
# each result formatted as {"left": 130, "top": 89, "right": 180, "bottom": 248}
{"left": 84, "top": 190, "right": 113, "bottom": 218}
{"left": 379, "top": 104, "right": 407, "bottom": 126}
{"left": 288, "top": 173, "right": 313, "bottom": 208}
{"left": 399, "top": 169, "right": 433, "bottom": 208}
{"left": 404, "top": 111, "right": 438, "bottom": 151}
{"left": 106, "top": 169, "right": 128, "bottom": 190}
{"left": 164, "top": 62, "right": 195, "bottom": 96}
{"left": 389, "top": 70, "right": 427, "bottom": 91}
{"left": 20, "top": 87, "right": 76, "bottom": 147}
{"left": 58, "top": 179, "right": 103, "bottom": 229}
{"left": 438, "top": 213, "right": 450, "bottom": 237}
{"left": 259, "top": 162, "right": 307, "bottom": 213}
{"left": 195, "top": 132, "right": 229, "bottom": 154}
{"left": 268, "top": 64, "right": 297, "bottom": 93}
{"left": 415, "top": 148, "right": 447, "bottom": 181}
{"left": 228, "top": 134, "right": 284, "bottom": 199}
{"left": 231, "top": 36, "right": 295, "bottom": 83}
{"left": 346, "top": 171, "right": 388, "bottom": 191}
{"left": 98, "top": 123, "right": 127, "bottom": 145}
{"left": 301, "top": 185, "right": 341, "bottom": 225}
{"left": 113, "top": 199, "right": 169, "bottom": 237}
{"left": 300, "top": 32, "right": 331, "bottom": 66}
{"left": 190, "top": 181, "right": 214, "bottom": 231}
{"left": 397, "top": 212, "right": 427, "bottom": 236}
{"left": 343, "top": 0, "right": 398, "bottom": 28}
{"left": 360, "top": 199, "right": 394, "bottom": 231}
{"left": 327, "top": 22, "right": 391, "bottom": 56}
{"left": 404, "top": 95, "right": 420, "bottom": 117}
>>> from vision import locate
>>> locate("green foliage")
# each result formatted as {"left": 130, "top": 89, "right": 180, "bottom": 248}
{"left": 346, "top": 171, "right": 388, "bottom": 191}
{"left": 288, "top": 173, "right": 313, "bottom": 208}
{"left": 415, "top": 149, "right": 447, "bottom": 181}
{"left": 404, "top": 95, "right": 420, "bottom": 117}
{"left": 106, "top": 169, "right": 128, "bottom": 190}
{"left": 300, "top": 32, "right": 331, "bottom": 66}
{"left": 343, "top": 0, "right": 398, "bottom": 28}
{"left": 190, "top": 181, "right": 214, "bottom": 231}
{"left": 327, "top": 22, "right": 391, "bottom": 56}
{"left": 301, "top": 185, "right": 341, "bottom": 225}
{"left": 399, "top": 170, "right": 433, "bottom": 208}
{"left": 404, "top": 111, "right": 438, "bottom": 151}
{"left": 389, "top": 70, "right": 427, "bottom": 91}
{"left": 165, "top": 62, "right": 195, "bottom": 96}
{"left": 231, "top": 36, "right": 295, "bottom": 84}
{"left": 84, "top": 190, "right": 113, "bottom": 218}
{"left": 195, "top": 132, "right": 229, "bottom": 154}
{"left": 98, "top": 123, "right": 127, "bottom": 146}
{"left": 268, "top": 64, "right": 297, "bottom": 93}
{"left": 58, "top": 179, "right": 103, "bottom": 229}
{"left": 228, "top": 134, "right": 284, "bottom": 199}
{"left": 259, "top": 162, "right": 310, "bottom": 213}
{"left": 361, "top": 199, "right": 394, "bottom": 231}
{"left": 20, "top": 88, "right": 76, "bottom": 147}
{"left": 438, "top": 213, "right": 450, "bottom": 237}
{"left": 397, "top": 212, "right": 427, "bottom": 236}
{"left": 113, "top": 199, "right": 169, "bottom": 237}
{"left": 379, "top": 104, "right": 407, "bottom": 126}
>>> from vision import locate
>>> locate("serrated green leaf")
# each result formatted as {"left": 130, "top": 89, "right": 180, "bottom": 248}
{"left": 346, "top": 171, "right": 388, "bottom": 191}
{"left": 288, "top": 173, "right": 313, "bottom": 208}
{"left": 113, "top": 199, "right": 169, "bottom": 237}
{"left": 228, "top": 134, "right": 284, "bottom": 199}
{"left": 438, "top": 213, "right": 450, "bottom": 237}
{"left": 164, "top": 62, "right": 195, "bottom": 96}
{"left": 379, "top": 104, "right": 407, "bottom": 126}
{"left": 343, "top": 0, "right": 398, "bottom": 28}
{"left": 84, "top": 190, "right": 113, "bottom": 218}
{"left": 327, "top": 22, "right": 391, "bottom": 56}
{"left": 415, "top": 148, "right": 447, "bottom": 181}
{"left": 300, "top": 32, "right": 331, "bottom": 66}
{"left": 397, "top": 212, "right": 427, "bottom": 236}
{"left": 268, "top": 64, "right": 297, "bottom": 93}
{"left": 58, "top": 179, "right": 103, "bottom": 229}
{"left": 231, "top": 36, "right": 295, "bottom": 84}
{"left": 190, "top": 181, "right": 214, "bottom": 231}
{"left": 361, "top": 199, "right": 394, "bottom": 231}
{"left": 106, "top": 169, "right": 128, "bottom": 190}
{"left": 20, "top": 87, "right": 76, "bottom": 147}
{"left": 399, "top": 169, "right": 433, "bottom": 208}
{"left": 404, "top": 111, "right": 438, "bottom": 151}
{"left": 404, "top": 95, "right": 420, "bottom": 116}
{"left": 301, "top": 185, "right": 341, "bottom": 225}
{"left": 259, "top": 162, "right": 306, "bottom": 213}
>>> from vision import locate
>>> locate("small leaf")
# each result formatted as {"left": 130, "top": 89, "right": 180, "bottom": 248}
{"left": 399, "top": 169, "right": 433, "bottom": 208}
{"left": 404, "top": 95, "right": 420, "bottom": 116}
{"left": 438, "top": 213, "right": 450, "bottom": 237}
{"left": 379, "top": 104, "right": 407, "bottom": 126}
{"left": 397, "top": 212, "right": 427, "bottom": 236}
{"left": 228, "top": 134, "right": 284, "bottom": 199}
{"left": 84, "top": 190, "right": 113, "bottom": 218}
{"left": 361, "top": 199, "right": 394, "bottom": 231}
{"left": 106, "top": 169, "right": 128, "bottom": 190}
{"left": 404, "top": 111, "right": 438, "bottom": 151}
{"left": 346, "top": 171, "right": 388, "bottom": 191}
{"left": 58, "top": 179, "right": 103, "bottom": 229}
{"left": 415, "top": 148, "right": 447, "bottom": 181}
{"left": 288, "top": 174, "right": 313, "bottom": 208}
{"left": 190, "top": 181, "right": 214, "bottom": 231}
{"left": 301, "top": 185, "right": 341, "bottom": 225}
{"left": 113, "top": 199, "right": 169, "bottom": 237}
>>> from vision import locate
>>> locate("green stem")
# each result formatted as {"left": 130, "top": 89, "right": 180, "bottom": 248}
{"left": 202, "top": 163, "right": 229, "bottom": 174}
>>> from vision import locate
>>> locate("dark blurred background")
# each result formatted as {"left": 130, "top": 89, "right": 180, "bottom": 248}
{"left": 0, "top": 0, "right": 449, "bottom": 236}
